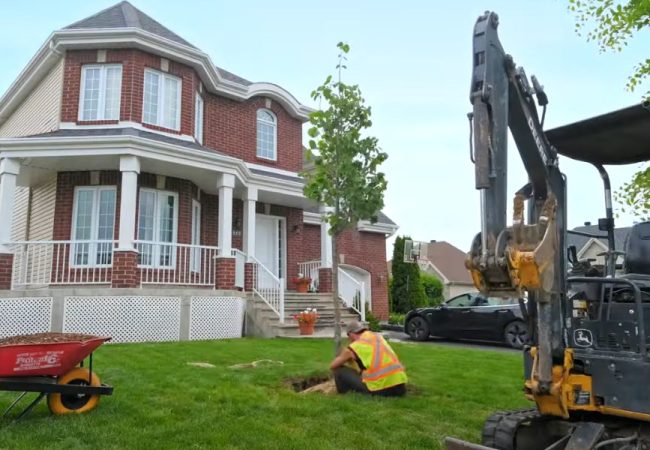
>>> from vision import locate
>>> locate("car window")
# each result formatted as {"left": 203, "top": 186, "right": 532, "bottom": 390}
{"left": 446, "top": 294, "right": 472, "bottom": 307}
{"left": 486, "top": 297, "right": 518, "bottom": 306}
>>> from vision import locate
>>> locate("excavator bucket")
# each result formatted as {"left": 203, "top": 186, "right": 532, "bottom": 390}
{"left": 444, "top": 437, "right": 496, "bottom": 450}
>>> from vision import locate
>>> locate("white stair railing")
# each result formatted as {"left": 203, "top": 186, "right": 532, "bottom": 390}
{"left": 297, "top": 260, "right": 321, "bottom": 291}
{"left": 338, "top": 267, "right": 366, "bottom": 321}
{"left": 250, "top": 256, "right": 285, "bottom": 323}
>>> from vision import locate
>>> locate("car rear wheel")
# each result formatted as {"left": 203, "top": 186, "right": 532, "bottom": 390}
{"left": 406, "top": 316, "right": 430, "bottom": 341}
{"left": 504, "top": 320, "right": 529, "bottom": 349}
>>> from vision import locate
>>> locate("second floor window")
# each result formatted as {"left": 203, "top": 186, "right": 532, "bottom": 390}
{"left": 195, "top": 94, "right": 204, "bottom": 144}
{"left": 143, "top": 69, "right": 181, "bottom": 131}
{"left": 256, "top": 109, "right": 277, "bottom": 160}
{"left": 79, "top": 65, "right": 122, "bottom": 121}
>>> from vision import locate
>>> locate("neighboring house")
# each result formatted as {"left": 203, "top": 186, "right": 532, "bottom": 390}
{"left": 0, "top": 2, "right": 397, "bottom": 341}
{"left": 567, "top": 222, "right": 631, "bottom": 272}
{"left": 416, "top": 240, "right": 475, "bottom": 299}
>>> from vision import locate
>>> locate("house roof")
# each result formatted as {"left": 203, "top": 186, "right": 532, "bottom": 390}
{"left": 420, "top": 241, "right": 472, "bottom": 284}
{"left": 567, "top": 224, "right": 631, "bottom": 252}
{"left": 64, "top": 1, "right": 254, "bottom": 87}
{"left": 64, "top": 1, "right": 197, "bottom": 49}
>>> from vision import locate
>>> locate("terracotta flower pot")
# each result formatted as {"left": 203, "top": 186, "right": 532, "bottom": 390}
{"left": 295, "top": 280, "right": 310, "bottom": 293}
{"left": 298, "top": 322, "right": 315, "bottom": 335}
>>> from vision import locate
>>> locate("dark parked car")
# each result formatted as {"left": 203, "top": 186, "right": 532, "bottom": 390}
{"left": 404, "top": 292, "right": 529, "bottom": 348}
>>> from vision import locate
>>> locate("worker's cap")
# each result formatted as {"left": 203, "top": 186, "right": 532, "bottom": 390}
{"left": 346, "top": 320, "right": 367, "bottom": 335}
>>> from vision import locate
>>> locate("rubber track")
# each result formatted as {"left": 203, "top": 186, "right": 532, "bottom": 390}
{"left": 481, "top": 408, "right": 541, "bottom": 450}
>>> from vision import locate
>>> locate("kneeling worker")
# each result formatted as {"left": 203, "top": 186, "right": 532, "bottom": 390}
{"left": 329, "top": 320, "right": 407, "bottom": 397}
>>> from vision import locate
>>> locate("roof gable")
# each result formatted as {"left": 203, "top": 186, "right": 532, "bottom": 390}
{"left": 64, "top": 1, "right": 197, "bottom": 49}
{"left": 419, "top": 241, "right": 472, "bottom": 284}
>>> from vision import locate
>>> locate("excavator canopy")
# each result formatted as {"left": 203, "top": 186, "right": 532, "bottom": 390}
{"left": 546, "top": 103, "right": 650, "bottom": 165}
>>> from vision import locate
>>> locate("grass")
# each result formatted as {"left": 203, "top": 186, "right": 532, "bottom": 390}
{"left": 0, "top": 338, "right": 530, "bottom": 450}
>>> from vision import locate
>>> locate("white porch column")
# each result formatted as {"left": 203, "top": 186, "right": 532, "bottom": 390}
{"left": 217, "top": 173, "right": 235, "bottom": 256}
{"left": 242, "top": 186, "right": 257, "bottom": 261}
{"left": 319, "top": 205, "right": 333, "bottom": 268}
{"left": 117, "top": 156, "right": 140, "bottom": 251}
{"left": 0, "top": 158, "right": 20, "bottom": 253}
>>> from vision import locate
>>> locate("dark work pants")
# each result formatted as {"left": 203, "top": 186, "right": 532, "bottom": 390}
{"left": 333, "top": 367, "right": 406, "bottom": 397}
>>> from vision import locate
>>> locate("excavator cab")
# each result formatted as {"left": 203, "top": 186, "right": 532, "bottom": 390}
{"left": 447, "top": 10, "right": 650, "bottom": 450}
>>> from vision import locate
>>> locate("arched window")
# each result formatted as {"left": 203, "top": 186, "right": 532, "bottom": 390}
{"left": 256, "top": 109, "right": 276, "bottom": 160}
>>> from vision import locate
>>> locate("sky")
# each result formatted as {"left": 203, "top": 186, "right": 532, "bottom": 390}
{"left": 0, "top": 0, "right": 648, "bottom": 256}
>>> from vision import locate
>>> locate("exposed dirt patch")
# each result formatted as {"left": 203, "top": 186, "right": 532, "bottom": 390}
{"left": 286, "top": 375, "right": 333, "bottom": 393}
{"left": 0, "top": 332, "right": 102, "bottom": 346}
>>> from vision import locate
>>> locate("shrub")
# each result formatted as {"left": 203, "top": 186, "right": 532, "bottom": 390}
{"left": 388, "top": 313, "right": 405, "bottom": 325}
{"left": 420, "top": 273, "right": 444, "bottom": 306}
{"left": 365, "top": 310, "right": 381, "bottom": 332}
{"left": 390, "top": 236, "right": 428, "bottom": 313}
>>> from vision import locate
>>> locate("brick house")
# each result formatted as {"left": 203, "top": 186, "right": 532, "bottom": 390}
{"left": 0, "top": 2, "right": 397, "bottom": 341}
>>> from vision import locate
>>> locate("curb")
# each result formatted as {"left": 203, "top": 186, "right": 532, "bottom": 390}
{"left": 380, "top": 323, "right": 404, "bottom": 332}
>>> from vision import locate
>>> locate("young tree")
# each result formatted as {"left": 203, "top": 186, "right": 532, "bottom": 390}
{"left": 569, "top": 0, "right": 650, "bottom": 218}
{"left": 390, "top": 236, "right": 428, "bottom": 314}
{"left": 303, "top": 42, "right": 388, "bottom": 353}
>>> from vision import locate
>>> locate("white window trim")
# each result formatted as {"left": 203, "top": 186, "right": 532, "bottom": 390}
{"left": 256, "top": 109, "right": 277, "bottom": 161}
{"left": 70, "top": 186, "right": 117, "bottom": 268}
{"left": 194, "top": 93, "right": 204, "bottom": 144}
{"left": 78, "top": 64, "right": 122, "bottom": 122}
{"left": 190, "top": 199, "right": 201, "bottom": 273}
{"left": 142, "top": 68, "right": 182, "bottom": 131}
{"left": 137, "top": 188, "right": 179, "bottom": 268}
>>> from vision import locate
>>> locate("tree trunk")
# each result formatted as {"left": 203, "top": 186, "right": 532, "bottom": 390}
{"left": 332, "top": 232, "right": 342, "bottom": 355}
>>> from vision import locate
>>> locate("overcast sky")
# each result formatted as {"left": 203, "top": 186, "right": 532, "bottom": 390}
{"left": 1, "top": 0, "right": 648, "bottom": 255}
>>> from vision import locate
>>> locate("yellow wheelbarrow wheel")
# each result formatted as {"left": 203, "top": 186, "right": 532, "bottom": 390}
{"left": 47, "top": 367, "right": 101, "bottom": 415}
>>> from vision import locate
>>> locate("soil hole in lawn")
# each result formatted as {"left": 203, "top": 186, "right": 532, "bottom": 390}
{"left": 286, "top": 375, "right": 333, "bottom": 393}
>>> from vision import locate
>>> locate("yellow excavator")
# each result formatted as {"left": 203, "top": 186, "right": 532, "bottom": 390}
{"left": 445, "top": 11, "right": 650, "bottom": 450}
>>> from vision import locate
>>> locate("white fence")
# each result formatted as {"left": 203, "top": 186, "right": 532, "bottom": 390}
{"left": 136, "top": 240, "right": 219, "bottom": 286}
{"left": 250, "top": 256, "right": 285, "bottom": 323}
{"left": 338, "top": 267, "right": 366, "bottom": 321}
{"left": 10, "top": 240, "right": 117, "bottom": 288}
{"left": 297, "top": 260, "right": 320, "bottom": 291}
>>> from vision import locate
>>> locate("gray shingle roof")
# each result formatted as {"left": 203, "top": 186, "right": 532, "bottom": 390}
{"left": 22, "top": 127, "right": 224, "bottom": 155}
{"left": 567, "top": 224, "right": 631, "bottom": 252}
{"left": 64, "top": 1, "right": 197, "bottom": 49}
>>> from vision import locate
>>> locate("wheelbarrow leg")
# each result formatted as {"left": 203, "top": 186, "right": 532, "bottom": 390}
{"left": 3, "top": 391, "right": 28, "bottom": 417}
{"left": 13, "top": 392, "right": 46, "bottom": 422}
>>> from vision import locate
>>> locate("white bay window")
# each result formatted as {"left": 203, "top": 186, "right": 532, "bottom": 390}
{"left": 71, "top": 187, "right": 116, "bottom": 266}
{"left": 137, "top": 189, "right": 178, "bottom": 267}
{"left": 79, "top": 65, "right": 122, "bottom": 121}
{"left": 143, "top": 69, "right": 181, "bottom": 130}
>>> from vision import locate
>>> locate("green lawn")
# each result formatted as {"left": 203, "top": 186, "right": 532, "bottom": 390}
{"left": 0, "top": 339, "right": 530, "bottom": 450}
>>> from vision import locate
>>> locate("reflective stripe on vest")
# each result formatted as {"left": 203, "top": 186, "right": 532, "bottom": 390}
{"left": 350, "top": 331, "right": 406, "bottom": 389}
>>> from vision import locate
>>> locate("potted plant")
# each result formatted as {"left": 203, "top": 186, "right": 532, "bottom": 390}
{"left": 292, "top": 273, "right": 312, "bottom": 293}
{"left": 292, "top": 308, "right": 319, "bottom": 335}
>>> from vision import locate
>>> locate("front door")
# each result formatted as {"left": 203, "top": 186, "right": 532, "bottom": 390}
{"left": 255, "top": 215, "right": 285, "bottom": 286}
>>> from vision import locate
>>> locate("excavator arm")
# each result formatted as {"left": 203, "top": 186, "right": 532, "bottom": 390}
{"left": 465, "top": 11, "right": 567, "bottom": 394}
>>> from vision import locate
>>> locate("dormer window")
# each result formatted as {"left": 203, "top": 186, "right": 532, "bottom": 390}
{"left": 256, "top": 109, "right": 276, "bottom": 160}
{"left": 79, "top": 65, "right": 122, "bottom": 121}
{"left": 143, "top": 69, "right": 181, "bottom": 131}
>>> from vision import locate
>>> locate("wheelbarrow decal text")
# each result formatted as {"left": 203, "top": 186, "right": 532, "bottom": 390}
{"left": 13, "top": 351, "right": 65, "bottom": 372}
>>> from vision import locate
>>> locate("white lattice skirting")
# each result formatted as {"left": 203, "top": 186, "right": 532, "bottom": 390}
{"left": 0, "top": 295, "right": 246, "bottom": 343}
{"left": 189, "top": 297, "right": 245, "bottom": 340}
{"left": 0, "top": 297, "right": 53, "bottom": 338}
{"left": 64, "top": 296, "right": 182, "bottom": 343}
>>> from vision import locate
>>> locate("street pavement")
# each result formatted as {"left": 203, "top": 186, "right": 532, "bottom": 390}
{"left": 382, "top": 330, "right": 519, "bottom": 353}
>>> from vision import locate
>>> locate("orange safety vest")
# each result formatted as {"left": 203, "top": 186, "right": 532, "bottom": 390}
{"left": 349, "top": 331, "right": 408, "bottom": 391}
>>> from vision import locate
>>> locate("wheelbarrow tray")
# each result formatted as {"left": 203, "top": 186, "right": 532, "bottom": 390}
{"left": 0, "top": 333, "right": 111, "bottom": 377}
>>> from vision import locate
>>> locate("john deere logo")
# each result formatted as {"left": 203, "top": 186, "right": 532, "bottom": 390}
{"left": 574, "top": 329, "right": 593, "bottom": 347}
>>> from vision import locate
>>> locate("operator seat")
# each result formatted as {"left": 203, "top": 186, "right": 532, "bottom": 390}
{"left": 622, "top": 221, "right": 650, "bottom": 284}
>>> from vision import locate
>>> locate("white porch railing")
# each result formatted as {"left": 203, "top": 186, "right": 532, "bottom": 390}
{"left": 232, "top": 249, "right": 246, "bottom": 289}
{"left": 338, "top": 267, "right": 366, "bottom": 321}
{"left": 297, "top": 260, "right": 320, "bottom": 291}
{"left": 9, "top": 240, "right": 117, "bottom": 288}
{"left": 136, "top": 240, "right": 218, "bottom": 286}
{"left": 250, "top": 256, "right": 285, "bottom": 323}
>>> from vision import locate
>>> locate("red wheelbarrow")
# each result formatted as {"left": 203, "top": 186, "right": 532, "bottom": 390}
{"left": 0, "top": 332, "right": 114, "bottom": 420}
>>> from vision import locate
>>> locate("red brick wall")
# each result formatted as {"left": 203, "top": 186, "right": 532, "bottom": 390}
{"left": 302, "top": 224, "right": 321, "bottom": 262}
{"left": 111, "top": 251, "right": 139, "bottom": 288}
{"left": 204, "top": 95, "right": 304, "bottom": 172}
{"left": 61, "top": 49, "right": 304, "bottom": 172}
{"left": 0, "top": 253, "right": 14, "bottom": 290}
{"left": 62, "top": 49, "right": 199, "bottom": 135}
{"left": 215, "top": 257, "right": 236, "bottom": 289}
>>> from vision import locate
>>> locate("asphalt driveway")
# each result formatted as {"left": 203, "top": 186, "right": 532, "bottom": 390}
{"left": 382, "top": 330, "right": 519, "bottom": 353}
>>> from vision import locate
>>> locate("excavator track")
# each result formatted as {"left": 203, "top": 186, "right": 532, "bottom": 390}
{"left": 481, "top": 408, "right": 542, "bottom": 450}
